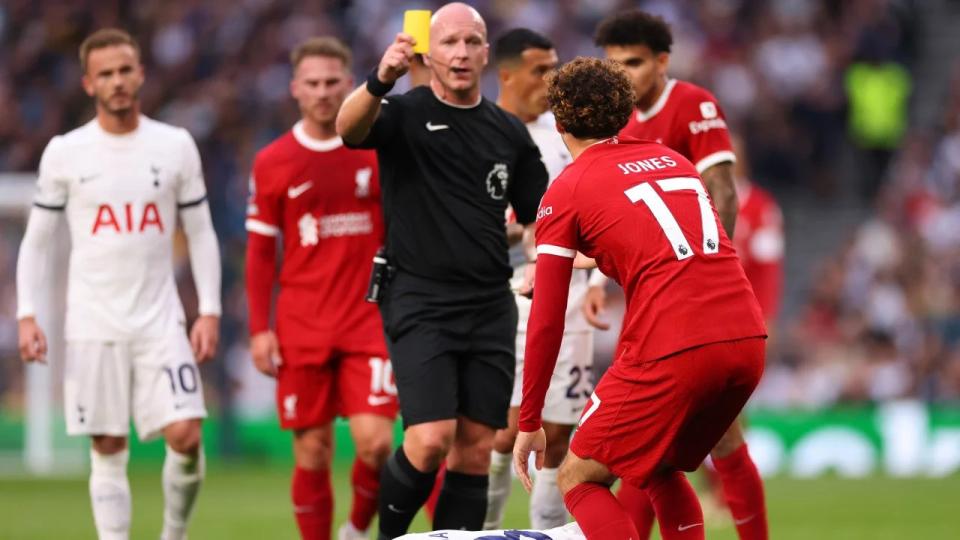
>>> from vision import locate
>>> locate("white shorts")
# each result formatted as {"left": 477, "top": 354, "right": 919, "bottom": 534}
{"left": 63, "top": 335, "right": 207, "bottom": 441}
{"left": 511, "top": 330, "right": 594, "bottom": 425}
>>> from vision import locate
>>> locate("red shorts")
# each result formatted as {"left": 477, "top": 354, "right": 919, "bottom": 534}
{"left": 570, "top": 337, "right": 764, "bottom": 488}
{"left": 275, "top": 348, "right": 399, "bottom": 430}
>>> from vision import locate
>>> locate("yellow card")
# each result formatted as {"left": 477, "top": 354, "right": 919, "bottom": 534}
{"left": 403, "top": 10, "right": 431, "bottom": 54}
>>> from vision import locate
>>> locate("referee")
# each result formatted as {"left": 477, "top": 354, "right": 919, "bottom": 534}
{"left": 336, "top": 3, "right": 548, "bottom": 538}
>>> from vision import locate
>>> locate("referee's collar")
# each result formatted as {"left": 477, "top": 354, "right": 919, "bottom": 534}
{"left": 432, "top": 90, "right": 482, "bottom": 109}
{"left": 293, "top": 121, "right": 344, "bottom": 152}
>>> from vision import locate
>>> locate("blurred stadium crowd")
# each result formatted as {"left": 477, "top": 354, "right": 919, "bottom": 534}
{"left": 3, "top": 0, "right": 959, "bottom": 411}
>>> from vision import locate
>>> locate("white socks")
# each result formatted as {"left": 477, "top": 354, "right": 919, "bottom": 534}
{"left": 89, "top": 449, "right": 131, "bottom": 540}
{"left": 530, "top": 467, "right": 567, "bottom": 529}
{"left": 161, "top": 445, "right": 205, "bottom": 540}
{"left": 484, "top": 450, "right": 513, "bottom": 529}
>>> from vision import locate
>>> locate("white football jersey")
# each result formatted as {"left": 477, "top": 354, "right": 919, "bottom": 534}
{"left": 34, "top": 116, "right": 207, "bottom": 341}
{"left": 516, "top": 112, "right": 589, "bottom": 334}
{"left": 397, "top": 522, "right": 584, "bottom": 540}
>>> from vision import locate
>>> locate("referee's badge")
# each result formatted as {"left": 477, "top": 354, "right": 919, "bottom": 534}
{"left": 486, "top": 162, "right": 509, "bottom": 200}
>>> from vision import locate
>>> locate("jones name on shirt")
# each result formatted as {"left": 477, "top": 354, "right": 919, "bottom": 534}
{"left": 616, "top": 155, "right": 678, "bottom": 175}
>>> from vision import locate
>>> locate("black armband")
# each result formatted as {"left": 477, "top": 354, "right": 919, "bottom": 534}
{"left": 366, "top": 67, "right": 395, "bottom": 97}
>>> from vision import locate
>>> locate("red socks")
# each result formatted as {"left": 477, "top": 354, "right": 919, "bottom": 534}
{"left": 423, "top": 463, "right": 446, "bottom": 520}
{"left": 349, "top": 458, "right": 380, "bottom": 532}
{"left": 563, "top": 482, "right": 640, "bottom": 539}
{"left": 714, "top": 444, "right": 768, "bottom": 540}
{"left": 292, "top": 466, "right": 333, "bottom": 540}
{"left": 618, "top": 481, "right": 656, "bottom": 539}
{"left": 646, "top": 470, "right": 704, "bottom": 540}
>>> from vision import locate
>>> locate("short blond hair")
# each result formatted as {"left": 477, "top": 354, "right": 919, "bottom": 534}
{"left": 290, "top": 37, "right": 352, "bottom": 71}
{"left": 79, "top": 28, "right": 140, "bottom": 73}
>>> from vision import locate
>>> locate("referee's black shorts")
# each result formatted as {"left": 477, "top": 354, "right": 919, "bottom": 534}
{"left": 379, "top": 270, "right": 517, "bottom": 429}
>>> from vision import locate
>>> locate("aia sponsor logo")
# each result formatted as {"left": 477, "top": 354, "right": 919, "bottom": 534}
{"left": 536, "top": 205, "right": 553, "bottom": 221}
{"left": 91, "top": 202, "right": 163, "bottom": 234}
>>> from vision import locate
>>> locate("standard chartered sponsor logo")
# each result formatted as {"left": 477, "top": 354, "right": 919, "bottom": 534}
{"left": 319, "top": 212, "right": 373, "bottom": 238}
{"left": 297, "top": 212, "right": 373, "bottom": 245}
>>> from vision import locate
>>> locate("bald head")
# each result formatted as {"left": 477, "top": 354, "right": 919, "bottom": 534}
{"left": 425, "top": 1, "right": 489, "bottom": 105}
{"left": 431, "top": 2, "right": 487, "bottom": 41}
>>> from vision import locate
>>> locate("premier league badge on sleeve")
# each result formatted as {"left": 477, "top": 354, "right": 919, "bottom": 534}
{"left": 486, "top": 163, "right": 509, "bottom": 200}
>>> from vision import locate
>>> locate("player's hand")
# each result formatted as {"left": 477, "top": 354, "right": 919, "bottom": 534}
{"left": 513, "top": 427, "right": 546, "bottom": 493}
{"left": 517, "top": 262, "right": 536, "bottom": 299}
{"left": 250, "top": 330, "right": 282, "bottom": 377}
{"left": 582, "top": 285, "right": 611, "bottom": 330}
{"left": 190, "top": 315, "right": 219, "bottom": 363}
{"left": 377, "top": 33, "right": 416, "bottom": 84}
{"left": 18, "top": 317, "right": 47, "bottom": 363}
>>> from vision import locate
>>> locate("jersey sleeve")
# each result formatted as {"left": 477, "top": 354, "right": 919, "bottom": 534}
{"left": 533, "top": 179, "right": 579, "bottom": 258}
{"left": 519, "top": 178, "right": 578, "bottom": 431}
{"left": 245, "top": 154, "right": 282, "bottom": 238}
{"left": 679, "top": 90, "right": 736, "bottom": 174}
{"left": 345, "top": 97, "right": 404, "bottom": 150}
{"left": 33, "top": 136, "right": 68, "bottom": 210}
{"left": 508, "top": 129, "right": 549, "bottom": 225}
{"left": 176, "top": 130, "right": 208, "bottom": 208}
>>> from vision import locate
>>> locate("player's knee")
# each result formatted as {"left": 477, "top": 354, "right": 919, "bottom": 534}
{"left": 544, "top": 440, "right": 570, "bottom": 469}
{"left": 492, "top": 425, "right": 518, "bottom": 454}
{"left": 405, "top": 427, "right": 454, "bottom": 471}
{"left": 711, "top": 422, "right": 745, "bottom": 459}
{"left": 355, "top": 432, "right": 393, "bottom": 469}
{"left": 164, "top": 420, "right": 203, "bottom": 455}
{"left": 448, "top": 436, "right": 493, "bottom": 474}
{"left": 91, "top": 435, "right": 128, "bottom": 455}
{"left": 294, "top": 428, "right": 333, "bottom": 469}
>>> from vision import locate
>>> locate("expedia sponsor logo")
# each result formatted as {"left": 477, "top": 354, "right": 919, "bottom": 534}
{"left": 689, "top": 117, "right": 728, "bottom": 135}
{"left": 536, "top": 206, "right": 553, "bottom": 220}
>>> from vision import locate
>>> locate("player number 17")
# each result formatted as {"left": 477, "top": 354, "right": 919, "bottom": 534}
{"left": 624, "top": 177, "right": 720, "bottom": 261}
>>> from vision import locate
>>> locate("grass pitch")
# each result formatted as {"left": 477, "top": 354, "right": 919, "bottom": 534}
{"left": 0, "top": 463, "right": 956, "bottom": 539}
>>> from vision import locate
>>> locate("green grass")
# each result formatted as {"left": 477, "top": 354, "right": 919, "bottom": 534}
{"left": 0, "top": 464, "right": 956, "bottom": 539}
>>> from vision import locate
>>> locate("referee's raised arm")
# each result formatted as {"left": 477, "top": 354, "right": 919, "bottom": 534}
{"left": 336, "top": 33, "right": 415, "bottom": 145}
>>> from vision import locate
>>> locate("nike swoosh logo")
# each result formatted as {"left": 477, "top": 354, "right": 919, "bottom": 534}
{"left": 287, "top": 181, "right": 313, "bottom": 199}
{"left": 367, "top": 395, "right": 393, "bottom": 406}
{"left": 387, "top": 503, "right": 404, "bottom": 513}
{"left": 678, "top": 523, "right": 703, "bottom": 532}
{"left": 734, "top": 515, "right": 756, "bottom": 525}
{"left": 425, "top": 122, "right": 449, "bottom": 132}
{"left": 79, "top": 174, "right": 100, "bottom": 183}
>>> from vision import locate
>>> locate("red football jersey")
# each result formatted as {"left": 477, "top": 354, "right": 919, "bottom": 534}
{"left": 536, "top": 138, "right": 764, "bottom": 365}
{"left": 620, "top": 79, "right": 736, "bottom": 173}
{"left": 246, "top": 122, "right": 384, "bottom": 354}
{"left": 733, "top": 183, "right": 784, "bottom": 319}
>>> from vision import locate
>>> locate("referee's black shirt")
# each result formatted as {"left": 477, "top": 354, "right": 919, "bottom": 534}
{"left": 348, "top": 86, "right": 549, "bottom": 287}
